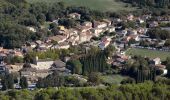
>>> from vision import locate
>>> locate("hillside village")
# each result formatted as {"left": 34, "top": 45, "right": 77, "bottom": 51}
{"left": 0, "top": 12, "right": 170, "bottom": 89}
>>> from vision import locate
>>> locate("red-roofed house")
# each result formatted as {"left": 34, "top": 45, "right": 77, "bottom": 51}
{"left": 99, "top": 37, "right": 111, "bottom": 50}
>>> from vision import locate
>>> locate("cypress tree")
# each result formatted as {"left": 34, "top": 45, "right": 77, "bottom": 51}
{"left": 20, "top": 76, "right": 28, "bottom": 89}
{"left": 1, "top": 74, "right": 14, "bottom": 90}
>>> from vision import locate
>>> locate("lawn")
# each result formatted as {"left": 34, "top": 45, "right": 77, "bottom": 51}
{"left": 126, "top": 48, "right": 170, "bottom": 61}
{"left": 26, "top": 0, "right": 136, "bottom": 12}
{"left": 101, "top": 75, "right": 128, "bottom": 84}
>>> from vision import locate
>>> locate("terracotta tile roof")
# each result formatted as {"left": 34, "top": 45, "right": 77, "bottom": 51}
{"left": 49, "top": 35, "right": 67, "bottom": 42}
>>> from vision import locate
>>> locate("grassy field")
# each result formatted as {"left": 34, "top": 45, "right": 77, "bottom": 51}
{"left": 26, "top": 0, "right": 136, "bottom": 12}
{"left": 126, "top": 48, "right": 170, "bottom": 61}
{"left": 101, "top": 75, "right": 128, "bottom": 84}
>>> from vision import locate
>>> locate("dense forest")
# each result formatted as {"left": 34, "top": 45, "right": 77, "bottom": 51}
{"left": 0, "top": 81, "right": 170, "bottom": 100}
{"left": 0, "top": 0, "right": 109, "bottom": 49}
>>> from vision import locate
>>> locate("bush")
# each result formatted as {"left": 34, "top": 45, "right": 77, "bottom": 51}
{"left": 121, "top": 77, "right": 135, "bottom": 84}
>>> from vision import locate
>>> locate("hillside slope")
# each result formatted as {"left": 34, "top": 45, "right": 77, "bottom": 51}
{"left": 26, "top": 0, "right": 136, "bottom": 12}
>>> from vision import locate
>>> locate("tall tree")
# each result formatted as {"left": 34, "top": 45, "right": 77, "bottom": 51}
{"left": 67, "top": 60, "right": 82, "bottom": 74}
{"left": 20, "top": 76, "right": 28, "bottom": 89}
{"left": 1, "top": 74, "right": 14, "bottom": 90}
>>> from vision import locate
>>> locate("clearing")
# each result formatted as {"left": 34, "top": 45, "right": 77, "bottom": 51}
{"left": 26, "top": 0, "right": 136, "bottom": 12}
{"left": 126, "top": 48, "right": 170, "bottom": 61}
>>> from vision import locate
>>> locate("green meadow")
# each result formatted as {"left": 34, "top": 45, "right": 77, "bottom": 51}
{"left": 26, "top": 0, "right": 136, "bottom": 12}
{"left": 126, "top": 48, "right": 170, "bottom": 61}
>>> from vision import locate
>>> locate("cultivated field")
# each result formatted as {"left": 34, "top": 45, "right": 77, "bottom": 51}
{"left": 26, "top": 0, "right": 136, "bottom": 12}
{"left": 126, "top": 48, "right": 170, "bottom": 61}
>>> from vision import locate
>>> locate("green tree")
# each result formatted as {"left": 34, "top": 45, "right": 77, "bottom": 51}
{"left": 34, "top": 92, "right": 50, "bottom": 100}
{"left": 1, "top": 74, "right": 14, "bottom": 90}
{"left": 37, "top": 14, "right": 46, "bottom": 24}
{"left": 104, "top": 45, "right": 116, "bottom": 57}
{"left": 49, "top": 23, "right": 57, "bottom": 29}
{"left": 58, "top": 18, "right": 77, "bottom": 28}
{"left": 166, "top": 57, "right": 170, "bottom": 78}
{"left": 88, "top": 72, "right": 101, "bottom": 85}
{"left": 20, "top": 76, "right": 28, "bottom": 89}
{"left": 36, "top": 72, "right": 65, "bottom": 88}
{"left": 11, "top": 56, "right": 23, "bottom": 64}
{"left": 67, "top": 60, "right": 83, "bottom": 74}
{"left": 164, "top": 39, "right": 170, "bottom": 47}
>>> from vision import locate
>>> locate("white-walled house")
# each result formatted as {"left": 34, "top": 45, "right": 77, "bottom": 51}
{"left": 137, "top": 18, "right": 145, "bottom": 24}
{"left": 82, "top": 21, "right": 93, "bottom": 27}
{"left": 99, "top": 37, "right": 111, "bottom": 50}
{"left": 32, "top": 59, "right": 54, "bottom": 70}
{"left": 132, "top": 35, "right": 140, "bottom": 41}
{"left": 49, "top": 35, "right": 67, "bottom": 43}
{"left": 91, "top": 28, "right": 104, "bottom": 37}
{"left": 69, "top": 29, "right": 78, "bottom": 36}
{"left": 102, "top": 19, "right": 112, "bottom": 26}
{"left": 127, "top": 14, "right": 134, "bottom": 21}
{"left": 125, "top": 35, "right": 140, "bottom": 42}
{"left": 130, "top": 30, "right": 138, "bottom": 35}
{"left": 67, "top": 35, "right": 79, "bottom": 45}
{"left": 155, "top": 64, "right": 167, "bottom": 75}
{"left": 151, "top": 58, "right": 161, "bottom": 65}
{"left": 30, "top": 42, "right": 36, "bottom": 48}
{"left": 79, "top": 31, "right": 92, "bottom": 43}
{"left": 75, "top": 25, "right": 91, "bottom": 33}
{"left": 149, "top": 21, "right": 159, "bottom": 28}
{"left": 68, "top": 13, "right": 81, "bottom": 19}
{"left": 108, "top": 26, "right": 115, "bottom": 33}
{"left": 27, "top": 27, "right": 36, "bottom": 32}
{"left": 93, "top": 21, "right": 107, "bottom": 29}
{"left": 119, "top": 30, "right": 128, "bottom": 36}
{"left": 58, "top": 42, "right": 70, "bottom": 49}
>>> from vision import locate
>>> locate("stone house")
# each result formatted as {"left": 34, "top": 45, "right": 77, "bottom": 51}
{"left": 69, "top": 13, "right": 81, "bottom": 19}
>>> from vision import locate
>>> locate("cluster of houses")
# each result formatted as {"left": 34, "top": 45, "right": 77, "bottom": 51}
{"left": 0, "top": 56, "right": 70, "bottom": 85}
{"left": 25, "top": 13, "right": 116, "bottom": 51}
{"left": 0, "top": 47, "right": 23, "bottom": 58}
{"left": 115, "top": 14, "right": 170, "bottom": 51}
{"left": 110, "top": 53, "right": 167, "bottom": 75}
{"left": 24, "top": 13, "right": 170, "bottom": 52}
{"left": 0, "top": 12, "right": 169, "bottom": 88}
{"left": 0, "top": 47, "right": 24, "bottom": 77}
